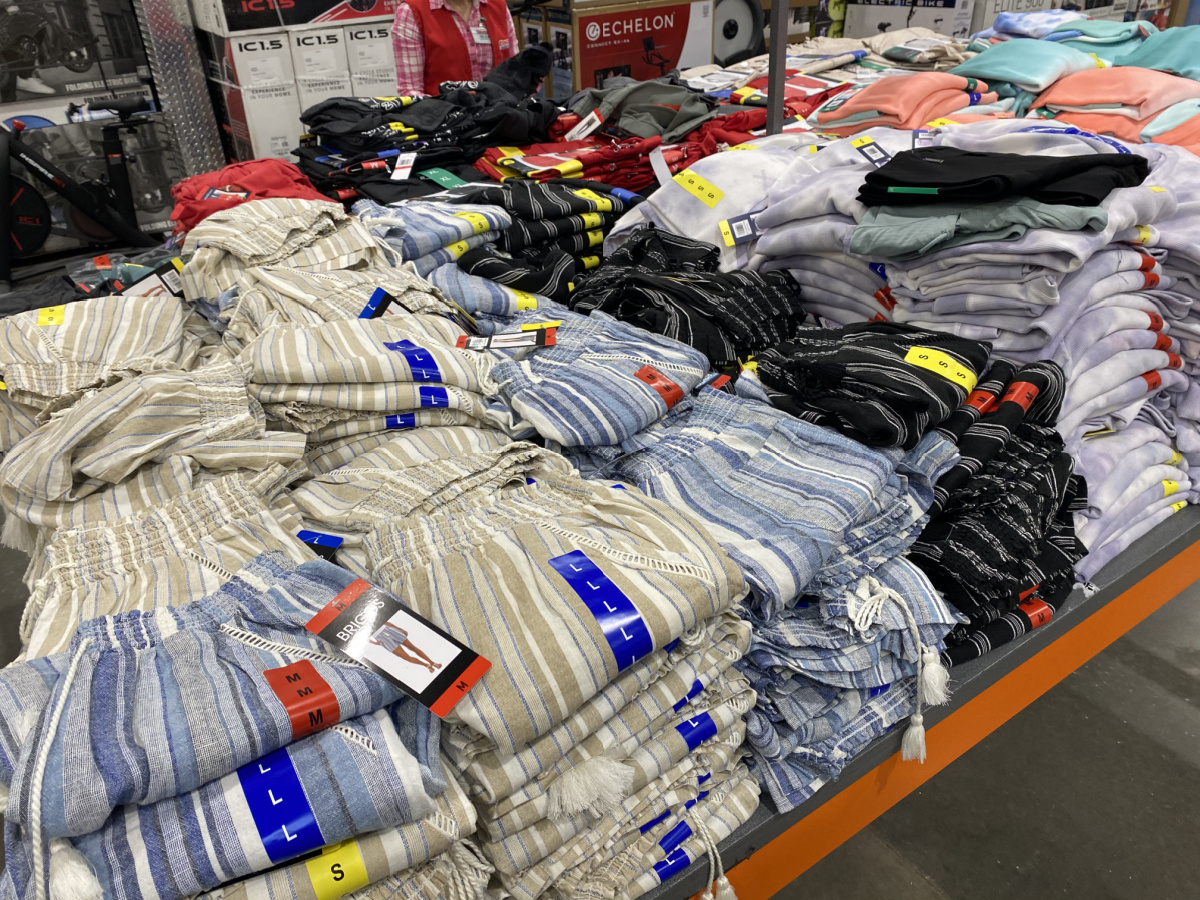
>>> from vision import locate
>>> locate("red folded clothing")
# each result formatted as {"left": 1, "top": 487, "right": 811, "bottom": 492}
{"left": 170, "top": 158, "right": 331, "bottom": 234}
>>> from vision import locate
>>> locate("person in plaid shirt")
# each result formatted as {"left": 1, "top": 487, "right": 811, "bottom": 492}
{"left": 392, "top": 0, "right": 518, "bottom": 96}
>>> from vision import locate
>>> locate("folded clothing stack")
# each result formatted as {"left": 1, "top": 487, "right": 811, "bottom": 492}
{"left": 811, "top": 72, "right": 999, "bottom": 136}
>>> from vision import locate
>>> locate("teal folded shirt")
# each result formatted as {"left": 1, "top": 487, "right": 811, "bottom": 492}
{"left": 950, "top": 38, "right": 1098, "bottom": 93}
{"left": 1114, "top": 26, "right": 1200, "bottom": 80}
{"left": 1142, "top": 99, "right": 1200, "bottom": 141}
{"left": 848, "top": 198, "right": 1109, "bottom": 261}
{"left": 1051, "top": 19, "right": 1157, "bottom": 59}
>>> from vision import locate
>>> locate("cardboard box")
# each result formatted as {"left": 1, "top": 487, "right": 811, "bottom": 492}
{"left": 845, "top": 0, "right": 975, "bottom": 41}
{"left": 290, "top": 26, "right": 353, "bottom": 108}
{"left": 344, "top": 22, "right": 398, "bottom": 95}
{"left": 189, "top": 0, "right": 400, "bottom": 37}
{"left": 198, "top": 30, "right": 296, "bottom": 86}
{"left": 571, "top": 0, "right": 713, "bottom": 91}
{"left": 207, "top": 76, "right": 303, "bottom": 161}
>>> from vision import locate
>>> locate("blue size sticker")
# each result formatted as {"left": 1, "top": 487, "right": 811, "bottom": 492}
{"left": 868, "top": 683, "right": 890, "bottom": 699}
{"left": 967, "top": 92, "right": 981, "bottom": 105}
{"left": 296, "top": 530, "right": 344, "bottom": 549}
{"left": 659, "top": 821, "right": 692, "bottom": 854}
{"left": 869, "top": 262, "right": 887, "bottom": 281}
{"left": 359, "top": 287, "right": 390, "bottom": 318}
{"left": 698, "top": 772, "right": 711, "bottom": 785}
{"left": 1018, "top": 125, "right": 1131, "bottom": 154}
{"left": 653, "top": 848, "right": 691, "bottom": 881}
{"left": 418, "top": 386, "right": 449, "bottom": 408}
{"left": 383, "top": 339, "right": 441, "bottom": 382}
{"left": 675, "top": 711, "right": 717, "bottom": 751}
{"left": 548, "top": 550, "right": 654, "bottom": 670}
{"left": 237, "top": 747, "right": 325, "bottom": 863}
{"left": 609, "top": 187, "right": 640, "bottom": 203}
{"left": 640, "top": 809, "right": 671, "bottom": 834}
{"left": 385, "top": 413, "right": 416, "bottom": 429}
{"left": 673, "top": 678, "right": 704, "bottom": 712}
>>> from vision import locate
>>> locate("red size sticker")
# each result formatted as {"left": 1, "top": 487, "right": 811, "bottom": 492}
{"left": 873, "top": 288, "right": 896, "bottom": 311}
{"left": 262, "top": 660, "right": 341, "bottom": 740}
{"left": 964, "top": 389, "right": 997, "bottom": 416}
{"left": 1154, "top": 332, "right": 1173, "bottom": 352}
{"left": 362, "top": 159, "right": 388, "bottom": 171}
{"left": 635, "top": 365, "right": 684, "bottom": 409}
{"left": 1000, "top": 381, "right": 1040, "bottom": 412}
{"left": 1143, "top": 272, "right": 1160, "bottom": 290}
{"left": 870, "top": 312, "right": 887, "bottom": 322}
{"left": 93, "top": 254, "right": 112, "bottom": 270}
{"left": 1018, "top": 584, "right": 1039, "bottom": 602}
{"left": 1142, "top": 370, "right": 1163, "bottom": 391}
{"left": 306, "top": 578, "right": 372, "bottom": 635}
{"left": 1018, "top": 597, "right": 1054, "bottom": 629}
{"left": 709, "top": 374, "right": 731, "bottom": 391}
{"left": 1137, "top": 253, "right": 1156, "bottom": 272}
{"left": 1147, "top": 312, "right": 1164, "bottom": 331}
{"left": 1168, "top": 352, "right": 1183, "bottom": 370}
{"left": 334, "top": 188, "right": 358, "bottom": 200}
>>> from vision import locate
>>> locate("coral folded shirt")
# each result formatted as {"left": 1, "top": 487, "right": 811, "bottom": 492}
{"left": 1031, "top": 66, "right": 1200, "bottom": 121}
{"left": 815, "top": 72, "right": 994, "bottom": 134}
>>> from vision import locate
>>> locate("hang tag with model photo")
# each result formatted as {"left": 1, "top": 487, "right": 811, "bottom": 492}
{"left": 305, "top": 578, "right": 491, "bottom": 717}
{"left": 565, "top": 109, "right": 603, "bottom": 141}
{"left": 390, "top": 151, "right": 418, "bottom": 180}
{"left": 471, "top": 25, "right": 491, "bottom": 44}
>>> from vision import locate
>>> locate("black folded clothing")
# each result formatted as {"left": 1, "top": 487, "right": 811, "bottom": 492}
{"left": 756, "top": 321, "right": 992, "bottom": 449}
{"left": 0, "top": 275, "right": 90, "bottom": 318}
{"left": 449, "top": 180, "right": 635, "bottom": 220}
{"left": 568, "top": 227, "right": 806, "bottom": 368}
{"left": 459, "top": 245, "right": 579, "bottom": 303}
{"left": 857, "top": 146, "right": 1149, "bottom": 207}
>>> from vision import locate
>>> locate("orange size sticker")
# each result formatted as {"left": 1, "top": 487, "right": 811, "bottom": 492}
{"left": 1001, "top": 381, "right": 1040, "bottom": 412}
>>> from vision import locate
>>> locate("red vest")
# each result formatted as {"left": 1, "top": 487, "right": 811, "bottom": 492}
{"left": 402, "top": 0, "right": 514, "bottom": 96}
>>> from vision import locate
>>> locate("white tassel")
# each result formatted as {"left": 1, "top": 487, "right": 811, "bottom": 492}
{"left": 545, "top": 753, "right": 634, "bottom": 819}
{"left": 920, "top": 647, "right": 951, "bottom": 706}
{"left": 714, "top": 875, "right": 738, "bottom": 900}
{"left": 0, "top": 781, "right": 8, "bottom": 807}
{"left": 901, "top": 712, "right": 927, "bottom": 763}
{"left": 2, "top": 515, "right": 36, "bottom": 553}
{"left": 48, "top": 839, "right": 103, "bottom": 900}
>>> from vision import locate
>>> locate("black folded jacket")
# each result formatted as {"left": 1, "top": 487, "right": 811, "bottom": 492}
{"left": 857, "top": 146, "right": 1149, "bottom": 207}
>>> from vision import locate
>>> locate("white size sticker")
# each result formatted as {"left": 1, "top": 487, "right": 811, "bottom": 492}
{"left": 390, "top": 151, "right": 418, "bottom": 181}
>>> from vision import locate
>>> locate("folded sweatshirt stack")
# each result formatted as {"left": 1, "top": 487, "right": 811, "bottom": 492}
{"left": 811, "top": 72, "right": 999, "bottom": 136}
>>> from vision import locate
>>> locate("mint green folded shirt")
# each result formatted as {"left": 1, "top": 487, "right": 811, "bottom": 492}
{"left": 1051, "top": 19, "right": 1157, "bottom": 59}
{"left": 949, "top": 38, "right": 1098, "bottom": 93}
{"left": 848, "top": 198, "right": 1109, "bottom": 261}
{"left": 1114, "top": 26, "right": 1200, "bottom": 80}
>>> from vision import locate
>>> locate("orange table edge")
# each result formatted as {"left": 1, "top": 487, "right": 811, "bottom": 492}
{"left": 718, "top": 536, "right": 1200, "bottom": 900}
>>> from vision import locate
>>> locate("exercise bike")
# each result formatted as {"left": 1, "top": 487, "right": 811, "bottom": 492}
{"left": 0, "top": 94, "right": 159, "bottom": 292}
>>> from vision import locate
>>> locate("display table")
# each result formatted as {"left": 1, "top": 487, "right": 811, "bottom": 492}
{"left": 647, "top": 505, "right": 1200, "bottom": 900}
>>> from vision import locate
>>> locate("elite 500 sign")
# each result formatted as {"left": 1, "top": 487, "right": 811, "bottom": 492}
{"left": 577, "top": 1, "right": 713, "bottom": 87}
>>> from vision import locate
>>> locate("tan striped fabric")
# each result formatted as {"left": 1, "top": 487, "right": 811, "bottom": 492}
{"left": 303, "top": 409, "right": 492, "bottom": 444}
{"left": 200, "top": 758, "right": 482, "bottom": 900}
{"left": 366, "top": 474, "right": 745, "bottom": 754}
{"left": 22, "top": 465, "right": 312, "bottom": 659}
{"left": 0, "top": 360, "right": 306, "bottom": 528}
{"left": 0, "top": 294, "right": 186, "bottom": 413}
{"left": 182, "top": 198, "right": 389, "bottom": 309}
{"left": 443, "top": 613, "right": 750, "bottom": 805}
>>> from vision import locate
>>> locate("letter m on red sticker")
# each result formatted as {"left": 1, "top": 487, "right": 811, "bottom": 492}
{"left": 263, "top": 660, "right": 341, "bottom": 740}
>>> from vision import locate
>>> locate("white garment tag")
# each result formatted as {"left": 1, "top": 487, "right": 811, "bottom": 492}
{"left": 390, "top": 151, "right": 418, "bottom": 181}
{"left": 565, "top": 109, "right": 603, "bottom": 141}
{"left": 648, "top": 146, "right": 674, "bottom": 187}
{"left": 470, "top": 25, "right": 490, "bottom": 44}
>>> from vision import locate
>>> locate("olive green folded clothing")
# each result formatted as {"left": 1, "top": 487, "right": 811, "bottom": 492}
{"left": 443, "top": 612, "right": 750, "bottom": 805}
{"left": 365, "top": 474, "right": 746, "bottom": 755}
{"left": 849, "top": 197, "right": 1109, "bottom": 261}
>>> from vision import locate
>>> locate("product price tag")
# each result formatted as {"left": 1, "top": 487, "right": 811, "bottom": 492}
{"left": 850, "top": 135, "right": 891, "bottom": 167}
{"left": 121, "top": 258, "right": 185, "bottom": 298}
{"left": 718, "top": 212, "right": 759, "bottom": 247}
{"left": 305, "top": 578, "right": 490, "bottom": 717}
{"left": 674, "top": 169, "right": 724, "bottom": 208}
{"left": 390, "top": 151, "right": 418, "bottom": 181}
{"left": 903, "top": 346, "right": 977, "bottom": 391}
{"left": 911, "top": 129, "right": 933, "bottom": 149}
{"left": 573, "top": 188, "right": 614, "bottom": 212}
{"left": 455, "top": 328, "right": 557, "bottom": 350}
{"left": 565, "top": 109, "right": 604, "bottom": 141}
{"left": 305, "top": 839, "right": 372, "bottom": 900}
{"left": 454, "top": 212, "right": 490, "bottom": 235}
{"left": 421, "top": 168, "right": 468, "bottom": 188}
{"left": 36, "top": 306, "right": 65, "bottom": 326}
{"left": 634, "top": 364, "right": 685, "bottom": 409}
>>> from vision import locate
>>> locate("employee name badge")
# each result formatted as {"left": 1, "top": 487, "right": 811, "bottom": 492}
{"left": 305, "top": 578, "right": 490, "bottom": 717}
{"left": 470, "top": 25, "right": 490, "bottom": 44}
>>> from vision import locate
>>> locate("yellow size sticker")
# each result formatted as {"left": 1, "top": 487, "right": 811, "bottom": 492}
{"left": 741, "top": 358, "right": 757, "bottom": 373}
{"left": 0, "top": 381, "right": 6, "bottom": 390}
{"left": 727, "top": 143, "right": 759, "bottom": 151}
{"left": 37, "top": 306, "right": 65, "bottom": 326}
{"left": 1083, "top": 426, "right": 1115, "bottom": 438}
{"left": 454, "top": 212, "right": 490, "bottom": 235}
{"left": 925, "top": 117, "right": 960, "bottom": 127}
{"left": 513, "top": 290, "right": 538, "bottom": 310}
{"left": 581, "top": 255, "right": 600, "bottom": 270}
{"left": 1136, "top": 224, "right": 1152, "bottom": 244}
{"left": 1149, "top": 186, "right": 1166, "bottom": 192}
{"left": 732, "top": 86, "right": 758, "bottom": 100}
{"left": 568, "top": 282, "right": 576, "bottom": 291}
{"left": 1164, "top": 479, "right": 1180, "bottom": 497}
{"left": 806, "top": 144, "right": 819, "bottom": 155}
{"left": 446, "top": 240, "right": 470, "bottom": 258}
{"left": 497, "top": 146, "right": 522, "bottom": 158}
{"left": 1170, "top": 449, "right": 1184, "bottom": 465}
{"left": 718, "top": 219, "right": 736, "bottom": 248}
{"left": 305, "top": 839, "right": 371, "bottom": 900}
{"left": 1172, "top": 500, "right": 1188, "bottom": 513}
{"left": 904, "top": 346, "right": 977, "bottom": 391}
{"left": 580, "top": 212, "right": 602, "bottom": 229}
{"left": 675, "top": 169, "right": 724, "bottom": 208}
{"left": 574, "top": 188, "right": 614, "bottom": 212}
{"left": 557, "top": 159, "right": 584, "bottom": 176}
{"left": 521, "top": 320, "right": 561, "bottom": 330}
{"left": 850, "top": 136, "right": 875, "bottom": 148}
{"left": 388, "top": 122, "right": 414, "bottom": 132}
{"left": 586, "top": 229, "right": 604, "bottom": 247}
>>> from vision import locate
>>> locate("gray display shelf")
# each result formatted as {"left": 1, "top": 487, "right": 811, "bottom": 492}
{"left": 644, "top": 505, "right": 1200, "bottom": 900}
